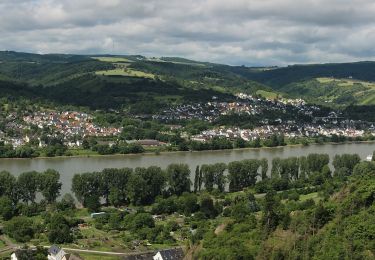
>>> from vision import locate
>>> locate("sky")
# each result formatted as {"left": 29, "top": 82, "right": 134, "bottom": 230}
{"left": 1, "top": 0, "right": 375, "bottom": 66}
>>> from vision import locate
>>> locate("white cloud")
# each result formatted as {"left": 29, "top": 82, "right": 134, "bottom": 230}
{"left": 0, "top": 0, "right": 375, "bottom": 65}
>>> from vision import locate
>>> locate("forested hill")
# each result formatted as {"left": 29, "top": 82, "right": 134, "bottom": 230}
{"left": 232, "top": 61, "right": 375, "bottom": 87}
{"left": 2, "top": 51, "right": 375, "bottom": 110}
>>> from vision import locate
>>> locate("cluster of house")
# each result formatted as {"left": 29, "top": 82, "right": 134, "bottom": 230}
{"left": 153, "top": 94, "right": 316, "bottom": 122}
{"left": 191, "top": 123, "right": 375, "bottom": 142}
{"left": 23, "top": 111, "right": 122, "bottom": 139}
{"left": 0, "top": 111, "right": 124, "bottom": 148}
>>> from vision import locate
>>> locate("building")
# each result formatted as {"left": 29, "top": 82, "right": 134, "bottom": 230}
{"left": 153, "top": 248, "right": 184, "bottom": 260}
{"left": 48, "top": 245, "right": 82, "bottom": 260}
{"left": 48, "top": 245, "right": 66, "bottom": 260}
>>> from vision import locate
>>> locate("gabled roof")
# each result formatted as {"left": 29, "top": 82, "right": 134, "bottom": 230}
{"left": 157, "top": 248, "right": 184, "bottom": 260}
{"left": 48, "top": 245, "right": 61, "bottom": 256}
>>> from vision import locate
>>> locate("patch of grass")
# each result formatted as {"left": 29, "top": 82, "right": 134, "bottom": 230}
{"left": 95, "top": 69, "right": 155, "bottom": 79}
{"left": 0, "top": 239, "right": 5, "bottom": 249}
{"left": 299, "top": 192, "right": 319, "bottom": 202}
{"left": 316, "top": 77, "right": 336, "bottom": 84}
{"left": 256, "top": 90, "right": 279, "bottom": 99}
{"left": 68, "top": 149, "right": 99, "bottom": 156}
{"left": 73, "top": 252, "right": 122, "bottom": 260}
{"left": 92, "top": 57, "right": 132, "bottom": 63}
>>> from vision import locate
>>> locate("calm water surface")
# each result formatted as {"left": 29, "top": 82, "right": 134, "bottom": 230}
{"left": 1, "top": 142, "right": 374, "bottom": 195}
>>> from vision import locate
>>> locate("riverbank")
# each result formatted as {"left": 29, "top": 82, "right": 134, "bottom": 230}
{"left": 2, "top": 139, "right": 374, "bottom": 161}
{"left": 0, "top": 141, "right": 374, "bottom": 196}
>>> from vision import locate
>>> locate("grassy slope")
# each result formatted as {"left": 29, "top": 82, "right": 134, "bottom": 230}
{"left": 280, "top": 77, "right": 375, "bottom": 107}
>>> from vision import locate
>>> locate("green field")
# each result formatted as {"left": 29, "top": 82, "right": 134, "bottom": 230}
{"left": 95, "top": 69, "right": 155, "bottom": 79}
{"left": 256, "top": 90, "right": 279, "bottom": 99}
{"left": 92, "top": 57, "right": 132, "bottom": 63}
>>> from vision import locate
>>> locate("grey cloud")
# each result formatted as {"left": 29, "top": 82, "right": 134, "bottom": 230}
{"left": 1, "top": 0, "right": 375, "bottom": 65}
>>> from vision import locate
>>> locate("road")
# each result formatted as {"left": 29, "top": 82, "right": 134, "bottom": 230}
{"left": 0, "top": 235, "right": 182, "bottom": 258}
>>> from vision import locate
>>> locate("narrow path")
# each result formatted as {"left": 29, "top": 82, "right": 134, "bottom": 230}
{"left": 1, "top": 234, "right": 183, "bottom": 257}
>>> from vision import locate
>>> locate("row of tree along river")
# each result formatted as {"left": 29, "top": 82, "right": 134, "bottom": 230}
{"left": 0, "top": 142, "right": 373, "bottom": 202}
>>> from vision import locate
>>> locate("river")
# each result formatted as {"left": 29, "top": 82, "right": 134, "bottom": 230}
{"left": 1, "top": 142, "right": 374, "bottom": 195}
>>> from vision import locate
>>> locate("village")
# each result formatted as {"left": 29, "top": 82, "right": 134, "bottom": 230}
{"left": 153, "top": 93, "right": 317, "bottom": 122}
{"left": 0, "top": 94, "right": 375, "bottom": 151}
{"left": 0, "top": 111, "right": 123, "bottom": 148}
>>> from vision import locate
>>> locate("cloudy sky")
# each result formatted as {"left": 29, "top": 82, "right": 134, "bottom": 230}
{"left": 1, "top": 0, "right": 374, "bottom": 66}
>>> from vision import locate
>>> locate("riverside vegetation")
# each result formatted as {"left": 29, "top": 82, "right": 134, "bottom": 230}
{"left": 0, "top": 152, "right": 374, "bottom": 259}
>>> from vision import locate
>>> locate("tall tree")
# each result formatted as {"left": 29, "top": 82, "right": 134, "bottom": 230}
{"left": 201, "top": 164, "right": 215, "bottom": 192}
{"left": 166, "top": 164, "right": 191, "bottom": 196}
{"left": 17, "top": 171, "right": 39, "bottom": 203}
{"left": 213, "top": 163, "right": 227, "bottom": 192}
{"left": 260, "top": 158, "right": 268, "bottom": 180}
{"left": 39, "top": 169, "right": 62, "bottom": 203}
{"left": 0, "top": 171, "right": 16, "bottom": 198}
{"left": 194, "top": 166, "right": 200, "bottom": 193}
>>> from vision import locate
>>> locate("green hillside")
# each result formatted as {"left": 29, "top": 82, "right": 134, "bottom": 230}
{"left": 280, "top": 77, "right": 375, "bottom": 107}
{"left": 2, "top": 51, "right": 375, "bottom": 110}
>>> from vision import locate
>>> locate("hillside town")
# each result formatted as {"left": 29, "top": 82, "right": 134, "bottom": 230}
{"left": 0, "top": 94, "right": 375, "bottom": 150}
{"left": 0, "top": 111, "right": 122, "bottom": 148}
{"left": 153, "top": 93, "right": 315, "bottom": 122}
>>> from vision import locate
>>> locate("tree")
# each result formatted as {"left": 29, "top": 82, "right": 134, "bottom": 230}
{"left": 108, "top": 212, "right": 123, "bottom": 230}
{"left": 333, "top": 154, "right": 361, "bottom": 175}
{"left": 178, "top": 192, "right": 199, "bottom": 215}
{"left": 299, "top": 156, "right": 308, "bottom": 179}
{"left": 312, "top": 202, "right": 331, "bottom": 230}
{"left": 57, "top": 193, "right": 76, "bottom": 211}
{"left": 307, "top": 154, "right": 329, "bottom": 173}
{"left": 109, "top": 188, "right": 122, "bottom": 207}
{"left": 201, "top": 164, "right": 215, "bottom": 192}
{"left": 17, "top": 171, "right": 39, "bottom": 203}
{"left": 0, "top": 196, "right": 14, "bottom": 220}
{"left": 261, "top": 190, "right": 281, "bottom": 235}
{"left": 0, "top": 171, "right": 16, "bottom": 198}
{"left": 194, "top": 166, "right": 200, "bottom": 193}
{"left": 127, "top": 172, "right": 148, "bottom": 206}
{"left": 84, "top": 195, "right": 101, "bottom": 212}
{"left": 72, "top": 172, "right": 101, "bottom": 205}
{"left": 260, "top": 159, "right": 268, "bottom": 180}
{"left": 123, "top": 213, "right": 155, "bottom": 231}
{"left": 271, "top": 158, "right": 282, "bottom": 179}
{"left": 39, "top": 169, "right": 62, "bottom": 203}
{"left": 47, "top": 214, "right": 73, "bottom": 244}
{"left": 213, "top": 163, "right": 227, "bottom": 192}
{"left": 228, "top": 159, "right": 260, "bottom": 192}
{"left": 200, "top": 195, "right": 218, "bottom": 219}
{"left": 234, "top": 138, "right": 246, "bottom": 148}
{"left": 4, "top": 216, "right": 34, "bottom": 242}
{"left": 166, "top": 164, "right": 191, "bottom": 196}
{"left": 231, "top": 202, "right": 252, "bottom": 222}
{"left": 353, "top": 161, "right": 375, "bottom": 176}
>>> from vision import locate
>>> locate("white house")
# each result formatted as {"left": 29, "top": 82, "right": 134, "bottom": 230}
{"left": 48, "top": 245, "right": 66, "bottom": 260}
{"left": 153, "top": 248, "right": 184, "bottom": 260}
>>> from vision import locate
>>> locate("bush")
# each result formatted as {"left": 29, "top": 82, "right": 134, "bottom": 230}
{"left": 4, "top": 216, "right": 35, "bottom": 242}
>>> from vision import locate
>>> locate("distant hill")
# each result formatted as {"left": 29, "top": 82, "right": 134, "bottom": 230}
{"left": 1, "top": 51, "right": 375, "bottom": 110}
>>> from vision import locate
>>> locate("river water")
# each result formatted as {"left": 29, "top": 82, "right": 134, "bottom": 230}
{"left": 1, "top": 142, "right": 374, "bottom": 195}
